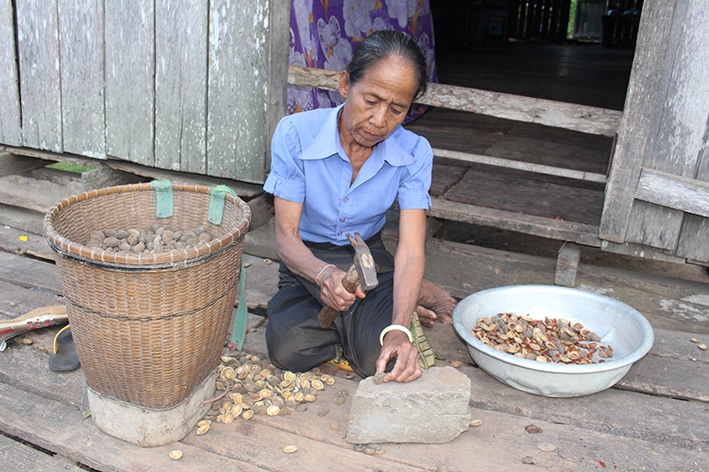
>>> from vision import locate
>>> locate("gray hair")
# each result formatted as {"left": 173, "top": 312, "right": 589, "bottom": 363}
{"left": 346, "top": 30, "right": 428, "bottom": 100}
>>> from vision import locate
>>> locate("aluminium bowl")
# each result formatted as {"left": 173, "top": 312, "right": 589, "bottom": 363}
{"left": 452, "top": 285, "right": 654, "bottom": 397}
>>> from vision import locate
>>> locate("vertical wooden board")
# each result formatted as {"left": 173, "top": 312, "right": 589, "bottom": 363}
{"left": 154, "top": 0, "right": 207, "bottom": 174}
{"left": 625, "top": 200, "right": 681, "bottom": 251}
{"left": 676, "top": 124, "right": 709, "bottom": 262}
{"left": 695, "top": 115, "right": 709, "bottom": 180}
{"left": 58, "top": 0, "right": 106, "bottom": 159}
{"left": 16, "top": 0, "right": 62, "bottom": 152}
{"left": 626, "top": 0, "right": 709, "bottom": 251}
{"left": 207, "top": 0, "right": 269, "bottom": 183}
{"left": 263, "top": 0, "right": 290, "bottom": 174}
{"left": 675, "top": 214, "right": 709, "bottom": 262}
{"left": 643, "top": 1, "right": 709, "bottom": 176}
{"left": 599, "top": 0, "right": 677, "bottom": 242}
{"left": 0, "top": 0, "right": 22, "bottom": 146}
{"left": 104, "top": 2, "right": 154, "bottom": 166}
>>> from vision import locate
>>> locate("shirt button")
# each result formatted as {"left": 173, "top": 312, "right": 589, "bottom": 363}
{"left": 337, "top": 231, "right": 342, "bottom": 236}
{"left": 276, "top": 178, "right": 282, "bottom": 184}
{"left": 339, "top": 218, "right": 345, "bottom": 222}
{"left": 343, "top": 197, "right": 349, "bottom": 203}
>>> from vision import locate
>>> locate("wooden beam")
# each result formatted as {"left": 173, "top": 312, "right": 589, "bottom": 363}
{"left": 432, "top": 148, "right": 607, "bottom": 183}
{"left": 288, "top": 65, "right": 622, "bottom": 137}
{"left": 288, "top": 65, "right": 340, "bottom": 91}
{"left": 635, "top": 167, "right": 709, "bottom": 218}
{"left": 599, "top": 238, "right": 687, "bottom": 264}
{"left": 264, "top": 0, "right": 291, "bottom": 185}
{"left": 428, "top": 196, "right": 602, "bottom": 247}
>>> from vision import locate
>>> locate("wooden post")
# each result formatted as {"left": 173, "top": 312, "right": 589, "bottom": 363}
{"left": 555, "top": 242, "right": 582, "bottom": 287}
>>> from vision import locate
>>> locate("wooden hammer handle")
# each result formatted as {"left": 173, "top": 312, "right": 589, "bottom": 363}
{"left": 317, "top": 264, "right": 359, "bottom": 329}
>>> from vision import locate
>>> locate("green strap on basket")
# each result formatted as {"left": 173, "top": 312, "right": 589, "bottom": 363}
{"left": 151, "top": 180, "right": 174, "bottom": 218}
{"left": 208, "top": 185, "right": 236, "bottom": 225}
{"left": 230, "top": 259, "right": 248, "bottom": 351}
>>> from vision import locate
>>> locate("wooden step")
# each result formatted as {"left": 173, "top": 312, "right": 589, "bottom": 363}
{"left": 429, "top": 196, "right": 602, "bottom": 247}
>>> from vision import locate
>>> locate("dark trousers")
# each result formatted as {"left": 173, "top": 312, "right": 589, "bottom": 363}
{"left": 266, "top": 233, "right": 395, "bottom": 378}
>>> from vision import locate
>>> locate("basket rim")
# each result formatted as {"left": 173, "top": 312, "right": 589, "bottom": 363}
{"left": 43, "top": 182, "right": 251, "bottom": 266}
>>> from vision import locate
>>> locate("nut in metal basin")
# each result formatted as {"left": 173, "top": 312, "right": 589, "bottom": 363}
{"left": 452, "top": 285, "right": 654, "bottom": 397}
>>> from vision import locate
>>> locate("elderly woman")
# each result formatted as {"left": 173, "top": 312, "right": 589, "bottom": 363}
{"left": 264, "top": 31, "right": 456, "bottom": 383}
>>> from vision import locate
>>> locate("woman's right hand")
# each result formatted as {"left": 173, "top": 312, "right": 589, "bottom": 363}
{"left": 318, "top": 266, "right": 366, "bottom": 312}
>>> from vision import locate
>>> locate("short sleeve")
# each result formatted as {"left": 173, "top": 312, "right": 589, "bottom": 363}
{"left": 263, "top": 118, "right": 306, "bottom": 203}
{"left": 397, "top": 136, "right": 433, "bottom": 210}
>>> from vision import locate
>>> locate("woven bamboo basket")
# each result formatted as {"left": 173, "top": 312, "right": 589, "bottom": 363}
{"left": 44, "top": 182, "right": 251, "bottom": 409}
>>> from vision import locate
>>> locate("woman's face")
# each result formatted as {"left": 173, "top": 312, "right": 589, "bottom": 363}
{"left": 338, "top": 55, "right": 419, "bottom": 150}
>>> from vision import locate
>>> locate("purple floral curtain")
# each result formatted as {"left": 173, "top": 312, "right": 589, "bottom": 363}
{"left": 288, "top": 0, "right": 437, "bottom": 121}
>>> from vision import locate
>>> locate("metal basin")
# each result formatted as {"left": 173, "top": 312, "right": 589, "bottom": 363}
{"left": 453, "top": 285, "right": 654, "bottom": 397}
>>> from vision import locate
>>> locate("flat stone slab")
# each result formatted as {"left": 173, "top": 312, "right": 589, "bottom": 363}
{"left": 347, "top": 366, "right": 471, "bottom": 444}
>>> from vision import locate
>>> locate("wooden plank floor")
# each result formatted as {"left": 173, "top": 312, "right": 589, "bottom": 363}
{"left": 1, "top": 207, "right": 708, "bottom": 471}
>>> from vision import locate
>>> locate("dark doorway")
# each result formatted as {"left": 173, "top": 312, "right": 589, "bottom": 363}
{"left": 429, "top": 0, "right": 640, "bottom": 109}
{"left": 404, "top": 1, "right": 641, "bottom": 256}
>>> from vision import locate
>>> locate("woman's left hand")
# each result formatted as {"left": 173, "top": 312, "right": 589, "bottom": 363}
{"left": 375, "top": 331, "right": 422, "bottom": 383}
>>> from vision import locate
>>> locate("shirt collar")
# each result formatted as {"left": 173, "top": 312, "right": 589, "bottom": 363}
{"left": 299, "top": 105, "right": 344, "bottom": 161}
{"left": 299, "top": 105, "right": 415, "bottom": 167}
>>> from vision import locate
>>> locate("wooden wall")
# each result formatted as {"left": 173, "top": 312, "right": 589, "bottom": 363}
{"left": 601, "top": 0, "right": 709, "bottom": 263}
{"left": 0, "top": 0, "right": 289, "bottom": 184}
{"left": 0, "top": 0, "right": 21, "bottom": 147}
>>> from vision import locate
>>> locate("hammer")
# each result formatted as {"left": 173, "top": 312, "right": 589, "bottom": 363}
{"left": 317, "top": 232, "right": 379, "bottom": 329}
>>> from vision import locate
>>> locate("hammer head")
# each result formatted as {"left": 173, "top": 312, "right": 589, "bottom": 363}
{"left": 346, "top": 232, "right": 379, "bottom": 291}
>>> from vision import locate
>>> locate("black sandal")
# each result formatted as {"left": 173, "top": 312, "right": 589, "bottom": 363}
{"left": 49, "top": 325, "right": 80, "bottom": 372}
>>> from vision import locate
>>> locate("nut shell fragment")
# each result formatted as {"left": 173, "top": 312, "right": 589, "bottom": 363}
{"left": 169, "top": 450, "right": 183, "bottom": 460}
{"left": 196, "top": 423, "right": 210, "bottom": 435}
{"left": 321, "top": 374, "right": 335, "bottom": 385}
{"left": 283, "top": 445, "right": 298, "bottom": 453}
{"left": 537, "top": 443, "right": 556, "bottom": 452}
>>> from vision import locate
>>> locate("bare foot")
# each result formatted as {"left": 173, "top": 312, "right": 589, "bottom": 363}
{"left": 416, "top": 305, "right": 437, "bottom": 328}
{"left": 417, "top": 279, "right": 457, "bottom": 325}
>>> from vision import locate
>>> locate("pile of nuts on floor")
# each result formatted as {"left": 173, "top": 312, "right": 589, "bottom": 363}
{"left": 83, "top": 225, "right": 218, "bottom": 255}
{"left": 195, "top": 352, "right": 341, "bottom": 435}
{"left": 472, "top": 313, "right": 613, "bottom": 364}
